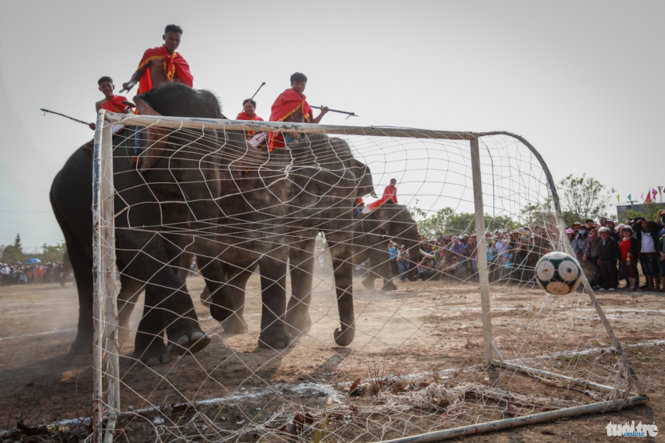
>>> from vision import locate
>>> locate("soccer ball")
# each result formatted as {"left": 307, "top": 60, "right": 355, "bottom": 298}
{"left": 535, "top": 251, "right": 582, "bottom": 295}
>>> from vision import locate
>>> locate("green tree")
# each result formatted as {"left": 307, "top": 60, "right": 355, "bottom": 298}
{"left": 41, "top": 242, "right": 67, "bottom": 263}
{"left": 558, "top": 174, "right": 615, "bottom": 223}
{"left": 1, "top": 233, "right": 25, "bottom": 263}
{"left": 410, "top": 205, "right": 515, "bottom": 237}
{"left": 621, "top": 202, "right": 662, "bottom": 222}
{"left": 411, "top": 207, "right": 454, "bottom": 237}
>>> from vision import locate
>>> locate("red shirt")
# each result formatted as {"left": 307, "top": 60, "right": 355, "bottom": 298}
{"left": 236, "top": 111, "right": 264, "bottom": 121}
{"left": 236, "top": 112, "right": 264, "bottom": 137}
{"left": 267, "top": 88, "right": 313, "bottom": 150}
{"left": 100, "top": 95, "right": 130, "bottom": 113}
{"left": 619, "top": 238, "right": 633, "bottom": 260}
{"left": 136, "top": 45, "right": 193, "bottom": 94}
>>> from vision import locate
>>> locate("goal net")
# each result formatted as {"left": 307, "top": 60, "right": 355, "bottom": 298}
{"left": 88, "top": 110, "right": 645, "bottom": 442}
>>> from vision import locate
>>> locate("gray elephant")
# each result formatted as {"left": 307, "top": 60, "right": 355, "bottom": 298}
{"left": 131, "top": 84, "right": 375, "bottom": 349}
{"left": 353, "top": 203, "right": 422, "bottom": 291}
{"left": 50, "top": 85, "right": 240, "bottom": 365}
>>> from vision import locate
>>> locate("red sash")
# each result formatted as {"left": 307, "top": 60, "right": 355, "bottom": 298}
{"left": 100, "top": 95, "right": 129, "bottom": 113}
{"left": 236, "top": 112, "right": 264, "bottom": 137}
{"left": 137, "top": 45, "right": 193, "bottom": 94}
{"left": 267, "top": 88, "right": 312, "bottom": 150}
{"left": 236, "top": 112, "right": 264, "bottom": 121}
{"left": 368, "top": 185, "right": 398, "bottom": 209}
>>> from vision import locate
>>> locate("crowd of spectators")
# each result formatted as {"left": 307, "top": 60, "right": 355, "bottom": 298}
{"left": 388, "top": 210, "right": 665, "bottom": 292}
{"left": 566, "top": 211, "right": 665, "bottom": 292}
{"left": 389, "top": 226, "right": 552, "bottom": 284}
{"left": 0, "top": 262, "right": 66, "bottom": 286}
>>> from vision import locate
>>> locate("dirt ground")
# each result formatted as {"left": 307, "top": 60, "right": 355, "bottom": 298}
{"left": 0, "top": 271, "right": 663, "bottom": 442}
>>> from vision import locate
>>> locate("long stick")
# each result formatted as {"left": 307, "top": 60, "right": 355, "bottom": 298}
{"left": 249, "top": 82, "right": 266, "bottom": 100}
{"left": 40, "top": 108, "right": 92, "bottom": 126}
{"left": 310, "top": 105, "right": 358, "bottom": 118}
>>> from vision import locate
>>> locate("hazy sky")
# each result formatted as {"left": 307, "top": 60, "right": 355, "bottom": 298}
{"left": 1, "top": 0, "right": 663, "bottom": 251}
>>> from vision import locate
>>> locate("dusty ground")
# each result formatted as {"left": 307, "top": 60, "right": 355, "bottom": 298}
{"left": 0, "top": 271, "right": 662, "bottom": 442}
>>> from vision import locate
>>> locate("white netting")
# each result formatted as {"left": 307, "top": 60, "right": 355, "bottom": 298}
{"left": 85, "top": 108, "right": 643, "bottom": 441}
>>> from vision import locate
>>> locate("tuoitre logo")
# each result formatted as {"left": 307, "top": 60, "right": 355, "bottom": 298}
{"left": 606, "top": 421, "right": 658, "bottom": 437}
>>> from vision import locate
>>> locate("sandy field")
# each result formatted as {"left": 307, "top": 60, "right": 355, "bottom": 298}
{"left": 0, "top": 270, "right": 663, "bottom": 442}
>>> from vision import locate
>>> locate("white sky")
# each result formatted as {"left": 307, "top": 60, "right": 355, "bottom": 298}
{"left": 1, "top": 0, "right": 663, "bottom": 251}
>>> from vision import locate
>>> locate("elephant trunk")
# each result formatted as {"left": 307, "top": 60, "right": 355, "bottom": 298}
{"left": 332, "top": 256, "right": 355, "bottom": 346}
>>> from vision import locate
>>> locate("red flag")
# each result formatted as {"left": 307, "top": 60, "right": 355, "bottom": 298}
{"left": 644, "top": 190, "right": 652, "bottom": 204}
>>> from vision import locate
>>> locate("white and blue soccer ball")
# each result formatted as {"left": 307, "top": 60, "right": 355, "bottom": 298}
{"left": 535, "top": 251, "right": 582, "bottom": 295}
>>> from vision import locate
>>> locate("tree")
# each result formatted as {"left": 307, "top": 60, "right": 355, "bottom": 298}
{"left": 1, "top": 233, "right": 25, "bottom": 263}
{"left": 558, "top": 174, "right": 615, "bottom": 223}
{"left": 620, "top": 202, "right": 663, "bottom": 223}
{"left": 41, "top": 242, "right": 67, "bottom": 263}
{"left": 410, "top": 205, "right": 515, "bottom": 237}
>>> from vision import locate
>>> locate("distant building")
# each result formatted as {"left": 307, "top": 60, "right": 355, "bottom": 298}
{"left": 616, "top": 202, "right": 665, "bottom": 221}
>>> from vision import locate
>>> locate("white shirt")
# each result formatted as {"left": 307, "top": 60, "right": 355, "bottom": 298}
{"left": 641, "top": 232, "right": 656, "bottom": 253}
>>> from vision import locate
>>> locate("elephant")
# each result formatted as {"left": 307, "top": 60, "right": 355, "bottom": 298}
{"left": 352, "top": 203, "right": 422, "bottom": 291}
{"left": 130, "top": 84, "right": 375, "bottom": 349}
{"left": 201, "top": 133, "right": 376, "bottom": 347}
{"left": 49, "top": 84, "right": 240, "bottom": 365}
{"left": 56, "top": 82, "right": 375, "bottom": 355}
{"left": 50, "top": 138, "right": 212, "bottom": 365}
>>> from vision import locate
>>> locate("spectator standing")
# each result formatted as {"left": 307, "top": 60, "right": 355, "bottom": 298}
{"left": 619, "top": 225, "right": 640, "bottom": 291}
{"left": 396, "top": 245, "right": 410, "bottom": 281}
{"left": 0, "top": 264, "right": 9, "bottom": 285}
{"left": 573, "top": 228, "right": 590, "bottom": 262}
{"left": 594, "top": 226, "right": 619, "bottom": 290}
{"left": 635, "top": 219, "right": 661, "bottom": 291}
{"left": 658, "top": 209, "right": 665, "bottom": 292}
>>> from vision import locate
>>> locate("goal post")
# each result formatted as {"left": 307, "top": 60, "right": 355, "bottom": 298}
{"left": 91, "top": 110, "right": 120, "bottom": 442}
{"left": 87, "top": 111, "right": 647, "bottom": 441}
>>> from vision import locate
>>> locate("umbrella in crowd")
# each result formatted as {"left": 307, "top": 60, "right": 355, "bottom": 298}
{"left": 25, "top": 258, "right": 41, "bottom": 264}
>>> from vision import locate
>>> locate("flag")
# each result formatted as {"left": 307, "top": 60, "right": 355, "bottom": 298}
{"left": 652, "top": 189, "right": 657, "bottom": 199}
{"left": 644, "top": 190, "right": 652, "bottom": 204}
{"left": 628, "top": 193, "right": 632, "bottom": 201}
{"left": 616, "top": 195, "right": 620, "bottom": 203}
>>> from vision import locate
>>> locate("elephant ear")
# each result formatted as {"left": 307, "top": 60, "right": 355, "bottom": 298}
{"left": 349, "top": 158, "right": 376, "bottom": 198}
{"left": 134, "top": 98, "right": 169, "bottom": 171}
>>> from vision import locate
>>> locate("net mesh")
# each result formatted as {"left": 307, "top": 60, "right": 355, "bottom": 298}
{"left": 88, "top": 113, "right": 642, "bottom": 441}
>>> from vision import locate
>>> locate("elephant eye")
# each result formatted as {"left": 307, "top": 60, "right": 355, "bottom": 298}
{"left": 557, "top": 261, "right": 579, "bottom": 282}
{"left": 536, "top": 260, "right": 555, "bottom": 281}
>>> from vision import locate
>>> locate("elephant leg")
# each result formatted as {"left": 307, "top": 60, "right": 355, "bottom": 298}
{"left": 382, "top": 279, "right": 398, "bottom": 291}
{"left": 373, "top": 249, "right": 397, "bottom": 291}
{"left": 258, "top": 252, "right": 291, "bottom": 349}
{"left": 117, "top": 275, "right": 144, "bottom": 347}
{"left": 199, "top": 286, "right": 211, "bottom": 307}
{"left": 207, "top": 257, "right": 248, "bottom": 326}
{"left": 362, "top": 273, "right": 376, "bottom": 290}
{"left": 65, "top": 238, "right": 94, "bottom": 354}
{"left": 217, "top": 263, "right": 251, "bottom": 334}
{"left": 326, "top": 233, "right": 355, "bottom": 346}
{"left": 134, "top": 285, "right": 170, "bottom": 366}
{"left": 120, "top": 243, "right": 209, "bottom": 364}
{"left": 285, "top": 238, "right": 316, "bottom": 335}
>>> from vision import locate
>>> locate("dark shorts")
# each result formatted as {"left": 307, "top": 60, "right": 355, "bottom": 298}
{"left": 639, "top": 253, "right": 659, "bottom": 276}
